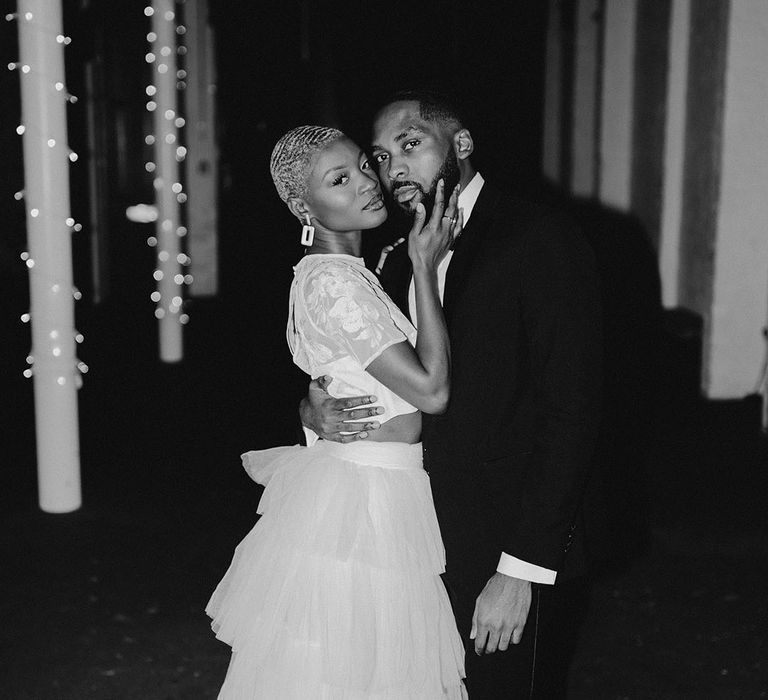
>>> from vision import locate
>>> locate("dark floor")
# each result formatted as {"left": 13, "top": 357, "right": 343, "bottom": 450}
{"left": 1, "top": 293, "right": 767, "bottom": 699}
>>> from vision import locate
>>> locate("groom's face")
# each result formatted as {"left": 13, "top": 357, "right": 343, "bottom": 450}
{"left": 371, "top": 100, "right": 460, "bottom": 217}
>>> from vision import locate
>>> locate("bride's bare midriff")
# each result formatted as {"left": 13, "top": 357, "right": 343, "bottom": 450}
{"left": 363, "top": 410, "right": 422, "bottom": 444}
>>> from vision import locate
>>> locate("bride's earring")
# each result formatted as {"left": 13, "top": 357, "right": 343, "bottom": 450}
{"left": 300, "top": 214, "right": 315, "bottom": 247}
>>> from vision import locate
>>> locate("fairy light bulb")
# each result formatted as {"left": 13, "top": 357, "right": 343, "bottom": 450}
{"left": 146, "top": 85, "right": 156, "bottom": 96}
{"left": 180, "top": 314, "right": 189, "bottom": 325}
{"left": 21, "top": 64, "right": 30, "bottom": 73}
{"left": 65, "top": 217, "right": 75, "bottom": 226}
{"left": 69, "top": 152, "right": 78, "bottom": 162}
{"left": 155, "top": 308, "right": 165, "bottom": 319}
{"left": 23, "top": 369, "right": 33, "bottom": 378}
{"left": 30, "top": 208, "right": 39, "bottom": 217}
{"left": 57, "top": 377, "right": 66, "bottom": 386}
{"left": 14, "top": 190, "right": 24, "bottom": 200}
{"left": 54, "top": 81, "right": 64, "bottom": 91}
{"left": 145, "top": 135, "right": 156, "bottom": 146}
{"left": 144, "top": 6, "right": 154, "bottom": 17}
{"left": 151, "top": 291, "right": 161, "bottom": 302}
{"left": 147, "top": 236, "right": 158, "bottom": 247}
{"left": 21, "top": 313, "right": 30, "bottom": 323}
{"left": 153, "top": 270, "right": 164, "bottom": 281}
{"left": 16, "top": 125, "right": 25, "bottom": 135}
{"left": 75, "top": 333, "right": 84, "bottom": 344}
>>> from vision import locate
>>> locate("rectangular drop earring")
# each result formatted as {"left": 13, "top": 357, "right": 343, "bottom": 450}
{"left": 301, "top": 214, "right": 315, "bottom": 247}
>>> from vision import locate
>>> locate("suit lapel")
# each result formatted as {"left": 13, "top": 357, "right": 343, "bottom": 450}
{"left": 443, "top": 183, "right": 499, "bottom": 320}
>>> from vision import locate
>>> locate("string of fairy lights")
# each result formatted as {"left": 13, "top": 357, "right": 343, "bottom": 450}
{"left": 144, "top": 1, "right": 191, "bottom": 357}
{"left": 6, "top": 9, "right": 88, "bottom": 388}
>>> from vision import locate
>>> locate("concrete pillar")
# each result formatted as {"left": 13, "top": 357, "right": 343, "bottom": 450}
{"left": 570, "top": 0, "right": 600, "bottom": 197}
{"left": 705, "top": 0, "right": 768, "bottom": 398}
{"left": 150, "top": 0, "right": 185, "bottom": 362}
{"left": 542, "top": 0, "right": 563, "bottom": 184}
{"left": 17, "top": 0, "right": 82, "bottom": 512}
{"left": 658, "top": 0, "right": 690, "bottom": 308}
{"left": 184, "top": 0, "right": 219, "bottom": 298}
{"left": 598, "top": 0, "right": 637, "bottom": 210}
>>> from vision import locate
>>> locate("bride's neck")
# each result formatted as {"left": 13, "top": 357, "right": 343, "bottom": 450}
{"left": 307, "top": 229, "right": 362, "bottom": 257}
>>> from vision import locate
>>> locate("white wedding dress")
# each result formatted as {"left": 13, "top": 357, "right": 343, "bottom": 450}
{"left": 206, "top": 254, "right": 467, "bottom": 699}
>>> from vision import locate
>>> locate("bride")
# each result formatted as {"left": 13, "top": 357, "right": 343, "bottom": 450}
{"left": 206, "top": 125, "right": 467, "bottom": 698}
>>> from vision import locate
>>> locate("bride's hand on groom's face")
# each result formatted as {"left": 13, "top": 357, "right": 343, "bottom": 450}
{"left": 408, "top": 180, "right": 462, "bottom": 272}
{"left": 300, "top": 375, "right": 384, "bottom": 443}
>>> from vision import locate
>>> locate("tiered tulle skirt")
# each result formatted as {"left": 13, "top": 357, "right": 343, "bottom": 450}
{"left": 206, "top": 440, "right": 467, "bottom": 699}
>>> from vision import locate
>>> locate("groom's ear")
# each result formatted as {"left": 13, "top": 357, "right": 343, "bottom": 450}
{"left": 288, "top": 197, "right": 310, "bottom": 223}
{"left": 453, "top": 128, "right": 474, "bottom": 161}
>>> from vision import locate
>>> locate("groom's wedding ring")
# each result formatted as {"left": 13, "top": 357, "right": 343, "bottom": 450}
{"left": 443, "top": 214, "right": 457, "bottom": 224}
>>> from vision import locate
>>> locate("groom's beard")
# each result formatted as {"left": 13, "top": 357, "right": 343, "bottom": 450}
{"left": 390, "top": 149, "right": 462, "bottom": 220}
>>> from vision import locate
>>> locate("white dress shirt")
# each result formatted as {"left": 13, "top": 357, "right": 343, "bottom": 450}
{"left": 408, "top": 172, "right": 557, "bottom": 585}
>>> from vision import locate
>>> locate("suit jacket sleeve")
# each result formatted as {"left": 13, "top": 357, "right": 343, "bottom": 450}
{"left": 509, "top": 213, "right": 602, "bottom": 572}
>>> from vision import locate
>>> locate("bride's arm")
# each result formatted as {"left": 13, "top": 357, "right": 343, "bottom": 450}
{"left": 366, "top": 180, "right": 460, "bottom": 414}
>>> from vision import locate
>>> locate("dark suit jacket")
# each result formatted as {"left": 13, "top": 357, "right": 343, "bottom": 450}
{"left": 379, "top": 181, "right": 602, "bottom": 594}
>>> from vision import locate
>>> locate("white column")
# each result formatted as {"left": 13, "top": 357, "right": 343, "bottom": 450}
{"left": 17, "top": 0, "right": 82, "bottom": 512}
{"left": 571, "top": 0, "right": 600, "bottom": 197}
{"left": 184, "top": 0, "right": 219, "bottom": 297}
{"left": 658, "top": 0, "right": 690, "bottom": 308}
{"left": 149, "top": 0, "right": 185, "bottom": 362}
{"left": 704, "top": 0, "right": 768, "bottom": 398}
{"left": 598, "top": 0, "right": 637, "bottom": 210}
{"left": 542, "top": 0, "right": 562, "bottom": 184}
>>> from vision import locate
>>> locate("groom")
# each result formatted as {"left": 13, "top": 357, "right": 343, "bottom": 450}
{"left": 301, "top": 90, "right": 602, "bottom": 698}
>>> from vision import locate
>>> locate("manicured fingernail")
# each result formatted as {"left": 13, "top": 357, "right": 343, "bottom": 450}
{"left": 376, "top": 407, "right": 384, "bottom": 414}
{"left": 369, "top": 396, "right": 377, "bottom": 402}
{"left": 359, "top": 432, "right": 368, "bottom": 439}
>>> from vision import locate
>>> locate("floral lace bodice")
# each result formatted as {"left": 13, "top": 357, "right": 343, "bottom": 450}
{"left": 288, "top": 254, "right": 418, "bottom": 433}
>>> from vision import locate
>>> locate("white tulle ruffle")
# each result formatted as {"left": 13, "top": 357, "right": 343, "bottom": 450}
{"left": 206, "top": 440, "right": 467, "bottom": 699}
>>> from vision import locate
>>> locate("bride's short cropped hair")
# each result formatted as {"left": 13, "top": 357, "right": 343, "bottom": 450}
{"left": 270, "top": 125, "right": 344, "bottom": 203}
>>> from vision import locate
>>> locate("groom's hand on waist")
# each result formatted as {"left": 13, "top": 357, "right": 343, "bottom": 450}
{"left": 299, "top": 375, "right": 384, "bottom": 443}
{"left": 470, "top": 572, "right": 532, "bottom": 655}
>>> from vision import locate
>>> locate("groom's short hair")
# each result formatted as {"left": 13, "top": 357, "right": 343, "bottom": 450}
{"left": 376, "top": 88, "right": 469, "bottom": 134}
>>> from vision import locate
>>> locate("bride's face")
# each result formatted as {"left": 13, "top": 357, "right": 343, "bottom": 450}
{"left": 303, "top": 137, "right": 388, "bottom": 232}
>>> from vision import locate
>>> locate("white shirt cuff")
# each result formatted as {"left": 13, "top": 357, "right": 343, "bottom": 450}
{"left": 496, "top": 552, "right": 557, "bottom": 585}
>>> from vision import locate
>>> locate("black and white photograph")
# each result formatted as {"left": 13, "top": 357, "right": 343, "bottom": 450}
{"left": 1, "top": 1, "right": 766, "bottom": 698}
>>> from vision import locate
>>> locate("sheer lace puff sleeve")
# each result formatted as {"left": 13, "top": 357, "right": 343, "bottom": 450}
{"left": 299, "top": 259, "right": 409, "bottom": 369}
